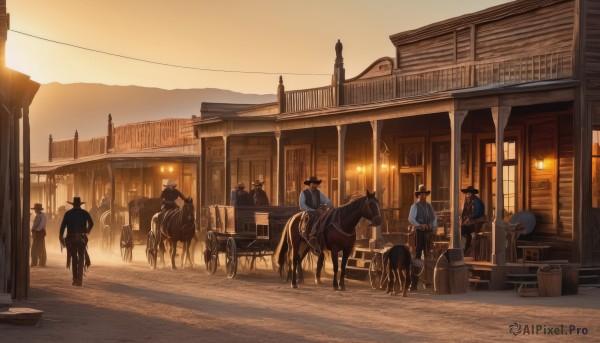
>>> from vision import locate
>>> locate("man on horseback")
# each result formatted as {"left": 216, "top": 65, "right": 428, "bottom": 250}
{"left": 160, "top": 180, "right": 188, "bottom": 212}
{"left": 299, "top": 176, "right": 333, "bottom": 255}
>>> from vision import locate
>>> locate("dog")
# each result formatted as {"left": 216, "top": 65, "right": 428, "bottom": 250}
{"left": 382, "top": 244, "right": 412, "bottom": 297}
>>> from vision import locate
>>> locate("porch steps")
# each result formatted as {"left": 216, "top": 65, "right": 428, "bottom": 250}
{"left": 579, "top": 267, "right": 600, "bottom": 286}
{"left": 468, "top": 265, "right": 492, "bottom": 290}
{"left": 505, "top": 272, "right": 538, "bottom": 290}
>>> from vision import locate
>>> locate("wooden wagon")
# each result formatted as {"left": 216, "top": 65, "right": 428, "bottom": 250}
{"left": 119, "top": 197, "right": 162, "bottom": 264}
{"left": 203, "top": 205, "right": 300, "bottom": 278}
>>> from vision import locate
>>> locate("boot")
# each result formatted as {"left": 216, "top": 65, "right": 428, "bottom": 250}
{"left": 307, "top": 234, "right": 321, "bottom": 255}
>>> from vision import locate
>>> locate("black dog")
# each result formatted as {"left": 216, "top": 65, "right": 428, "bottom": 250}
{"left": 383, "top": 244, "right": 412, "bottom": 297}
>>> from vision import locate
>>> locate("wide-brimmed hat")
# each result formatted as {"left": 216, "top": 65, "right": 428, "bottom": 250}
{"left": 304, "top": 176, "right": 322, "bottom": 186}
{"left": 237, "top": 182, "right": 245, "bottom": 189}
{"left": 31, "top": 203, "right": 44, "bottom": 211}
{"left": 461, "top": 185, "right": 479, "bottom": 194}
{"left": 163, "top": 180, "right": 177, "bottom": 188}
{"left": 251, "top": 180, "right": 264, "bottom": 186}
{"left": 414, "top": 184, "right": 431, "bottom": 197}
{"left": 67, "top": 197, "right": 86, "bottom": 206}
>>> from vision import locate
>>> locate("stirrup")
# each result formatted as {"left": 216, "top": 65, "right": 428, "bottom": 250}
{"left": 308, "top": 237, "right": 321, "bottom": 255}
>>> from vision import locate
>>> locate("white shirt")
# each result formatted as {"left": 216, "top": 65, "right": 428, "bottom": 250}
{"left": 31, "top": 212, "right": 47, "bottom": 232}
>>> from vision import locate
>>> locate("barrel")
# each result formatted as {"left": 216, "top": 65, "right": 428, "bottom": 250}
{"left": 537, "top": 265, "right": 562, "bottom": 297}
{"left": 448, "top": 264, "right": 469, "bottom": 294}
{"left": 434, "top": 254, "right": 449, "bottom": 294}
{"left": 561, "top": 263, "right": 580, "bottom": 295}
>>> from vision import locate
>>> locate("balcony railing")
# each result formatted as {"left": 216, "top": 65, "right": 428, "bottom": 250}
{"left": 283, "top": 50, "right": 572, "bottom": 113}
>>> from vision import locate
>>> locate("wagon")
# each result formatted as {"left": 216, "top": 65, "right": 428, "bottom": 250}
{"left": 119, "top": 198, "right": 162, "bottom": 263}
{"left": 203, "top": 205, "right": 300, "bottom": 278}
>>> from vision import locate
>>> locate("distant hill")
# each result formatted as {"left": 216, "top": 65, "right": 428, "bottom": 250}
{"left": 29, "top": 83, "right": 275, "bottom": 162}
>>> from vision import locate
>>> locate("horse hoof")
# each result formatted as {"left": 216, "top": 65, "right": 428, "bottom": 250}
{"left": 315, "top": 279, "right": 322, "bottom": 285}
{"left": 292, "top": 284, "right": 298, "bottom": 289}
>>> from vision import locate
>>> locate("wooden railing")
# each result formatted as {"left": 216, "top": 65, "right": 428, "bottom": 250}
{"left": 50, "top": 118, "right": 195, "bottom": 160}
{"left": 113, "top": 118, "right": 194, "bottom": 151}
{"left": 283, "top": 50, "right": 573, "bottom": 113}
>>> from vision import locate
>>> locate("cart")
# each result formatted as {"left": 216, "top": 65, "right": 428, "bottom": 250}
{"left": 203, "top": 205, "right": 300, "bottom": 278}
{"left": 118, "top": 197, "right": 162, "bottom": 263}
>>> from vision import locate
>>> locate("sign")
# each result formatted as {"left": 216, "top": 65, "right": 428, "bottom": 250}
{"left": 530, "top": 179, "right": 549, "bottom": 190}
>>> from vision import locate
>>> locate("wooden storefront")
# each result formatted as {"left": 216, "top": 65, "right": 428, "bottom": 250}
{"left": 193, "top": 0, "right": 600, "bottom": 278}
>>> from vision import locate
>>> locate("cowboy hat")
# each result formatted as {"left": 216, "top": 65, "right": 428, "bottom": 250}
{"left": 67, "top": 197, "right": 86, "bottom": 206}
{"left": 414, "top": 184, "right": 431, "bottom": 197}
{"left": 251, "top": 180, "right": 264, "bottom": 186}
{"left": 163, "top": 180, "right": 177, "bottom": 188}
{"left": 461, "top": 185, "right": 479, "bottom": 194}
{"left": 237, "top": 182, "right": 245, "bottom": 188}
{"left": 304, "top": 176, "right": 322, "bottom": 186}
{"left": 31, "top": 203, "right": 44, "bottom": 211}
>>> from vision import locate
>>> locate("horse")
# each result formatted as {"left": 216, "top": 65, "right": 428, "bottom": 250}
{"left": 158, "top": 198, "right": 196, "bottom": 269}
{"left": 382, "top": 244, "right": 412, "bottom": 297}
{"left": 275, "top": 190, "right": 382, "bottom": 290}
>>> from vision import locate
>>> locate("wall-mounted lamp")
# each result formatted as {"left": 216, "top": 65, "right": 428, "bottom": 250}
{"left": 535, "top": 156, "right": 544, "bottom": 170}
{"left": 356, "top": 162, "right": 364, "bottom": 174}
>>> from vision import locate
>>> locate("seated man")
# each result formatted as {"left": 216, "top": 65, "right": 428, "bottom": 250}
{"left": 299, "top": 176, "right": 333, "bottom": 254}
{"left": 408, "top": 184, "right": 437, "bottom": 260}
{"left": 230, "top": 183, "right": 251, "bottom": 206}
{"left": 460, "top": 185, "right": 486, "bottom": 256}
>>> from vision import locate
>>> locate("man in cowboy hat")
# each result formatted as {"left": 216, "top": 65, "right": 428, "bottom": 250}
{"left": 249, "top": 180, "right": 270, "bottom": 206}
{"left": 408, "top": 185, "right": 437, "bottom": 260}
{"left": 460, "top": 185, "right": 485, "bottom": 256}
{"left": 30, "top": 203, "right": 47, "bottom": 267}
{"left": 160, "top": 180, "right": 189, "bottom": 211}
{"left": 59, "top": 197, "right": 94, "bottom": 286}
{"left": 230, "top": 182, "right": 251, "bottom": 206}
{"left": 299, "top": 176, "right": 333, "bottom": 254}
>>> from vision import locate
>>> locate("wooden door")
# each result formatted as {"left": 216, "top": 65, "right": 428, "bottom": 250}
{"left": 284, "top": 145, "right": 311, "bottom": 206}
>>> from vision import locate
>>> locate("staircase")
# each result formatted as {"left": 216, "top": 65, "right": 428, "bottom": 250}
{"left": 578, "top": 267, "right": 600, "bottom": 287}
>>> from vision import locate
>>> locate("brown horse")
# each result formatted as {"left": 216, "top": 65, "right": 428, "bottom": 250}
{"left": 275, "top": 190, "right": 383, "bottom": 290}
{"left": 159, "top": 198, "right": 196, "bottom": 269}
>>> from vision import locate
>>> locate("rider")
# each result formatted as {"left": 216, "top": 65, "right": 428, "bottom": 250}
{"left": 160, "top": 180, "right": 188, "bottom": 212}
{"left": 299, "top": 176, "right": 333, "bottom": 255}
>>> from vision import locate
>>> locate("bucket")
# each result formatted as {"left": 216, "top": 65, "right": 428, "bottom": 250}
{"left": 448, "top": 264, "right": 469, "bottom": 294}
{"left": 561, "top": 263, "right": 580, "bottom": 295}
{"left": 537, "top": 265, "right": 562, "bottom": 297}
{"left": 434, "top": 254, "right": 449, "bottom": 294}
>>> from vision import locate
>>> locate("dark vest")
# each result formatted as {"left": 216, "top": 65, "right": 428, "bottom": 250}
{"left": 302, "top": 188, "right": 321, "bottom": 210}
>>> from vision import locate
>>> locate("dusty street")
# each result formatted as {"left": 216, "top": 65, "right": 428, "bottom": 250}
{"left": 2, "top": 243, "right": 599, "bottom": 342}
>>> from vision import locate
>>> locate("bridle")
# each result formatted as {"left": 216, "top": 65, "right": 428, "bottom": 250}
{"left": 363, "top": 196, "right": 382, "bottom": 226}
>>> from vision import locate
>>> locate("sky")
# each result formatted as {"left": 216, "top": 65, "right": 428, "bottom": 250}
{"left": 6, "top": 0, "right": 513, "bottom": 95}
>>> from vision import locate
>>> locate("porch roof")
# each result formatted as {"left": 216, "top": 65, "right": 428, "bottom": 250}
{"left": 30, "top": 149, "right": 199, "bottom": 174}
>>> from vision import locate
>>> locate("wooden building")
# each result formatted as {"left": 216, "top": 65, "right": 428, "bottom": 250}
{"left": 1, "top": 1, "right": 40, "bottom": 299}
{"left": 193, "top": 0, "right": 600, "bottom": 287}
{"left": 30, "top": 115, "right": 200, "bottom": 250}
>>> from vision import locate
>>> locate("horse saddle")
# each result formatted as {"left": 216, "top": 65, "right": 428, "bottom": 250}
{"left": 159, "top": 209, "right": 178, "bottom": 236}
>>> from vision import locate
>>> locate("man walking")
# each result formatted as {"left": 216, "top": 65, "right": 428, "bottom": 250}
{"left": 59, "top": 197, "right": 94, "bottom": 286}
{"left": 30, "top": 203, "right": 47, "bottom": 267}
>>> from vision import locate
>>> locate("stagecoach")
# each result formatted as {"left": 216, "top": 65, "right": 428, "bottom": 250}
{"left": 203, "top": 205, "right": 300, "bottom": 278}
{"left": 118, "top": 198, "right": 162, "bottom": 263}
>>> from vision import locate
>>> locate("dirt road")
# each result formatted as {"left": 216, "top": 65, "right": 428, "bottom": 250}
{"left": 2, "top": 245, "right": 599, "bottom": 342}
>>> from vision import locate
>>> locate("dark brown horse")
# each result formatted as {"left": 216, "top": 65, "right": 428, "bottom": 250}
{"left": 275, "top": 191, "right": 383, "bottom": 290}
{"left": 159, "top": 198, "right": 196, "bottom": 269}
{"left": 383, "top": 244, "right": 412, "bottom": 297}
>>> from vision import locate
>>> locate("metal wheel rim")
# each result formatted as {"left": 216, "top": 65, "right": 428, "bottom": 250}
{"left": 226, "top": 237, "right": 238, "bottom": 278}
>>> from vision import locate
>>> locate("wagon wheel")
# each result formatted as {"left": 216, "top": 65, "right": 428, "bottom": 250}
{"left": 204, "top": 231, "right": 218, "bottom": 274}
{"left": 369, "top": 255, "right": 385, "bottom": 290}
{"left": 146, "top": 231, "right": 158, "bottom": 269}
{"left": 101, "top": 225, "right": 111, "bottom": 254}
{"left": 120, "top": 225, "right": 133, "bottom": 262}
{"left": 225, "top": 237, "right": 238, "bottom": 278}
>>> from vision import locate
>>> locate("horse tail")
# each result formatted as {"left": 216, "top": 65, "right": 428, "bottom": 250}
{"left": 274, "top": 219, "right": 290, "bottom": 269}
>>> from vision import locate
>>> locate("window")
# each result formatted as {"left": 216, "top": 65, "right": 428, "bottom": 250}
{"left": 483, "top": 138, "right": 517, "bottom": 220}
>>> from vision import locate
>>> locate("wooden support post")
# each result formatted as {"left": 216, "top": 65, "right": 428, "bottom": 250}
{"left": 491, "top": 106, "right": 511, "bottom": 266}
{"left": 337, "top": 125, "right": 346, "bottom": 206}
{"left": 449, "top": 110, "right": 467, "bottom": 253}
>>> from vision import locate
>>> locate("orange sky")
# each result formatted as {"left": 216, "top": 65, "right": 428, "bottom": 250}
{"left": 6, "top": 0, "right": 512, "bottom": 94}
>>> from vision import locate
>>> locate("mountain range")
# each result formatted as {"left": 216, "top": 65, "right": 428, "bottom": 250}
{"left": 28, "top": 83, "right": 275, "bottom": 162}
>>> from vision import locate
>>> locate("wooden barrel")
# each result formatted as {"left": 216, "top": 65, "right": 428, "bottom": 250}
{"left": 537, "top": 265, "right": 562, "bottom": 297}
{"left": 561, "top": 264, "right": 580, "bottom": 295}
{"left": 434, "top": 254, "right": 449, "bottom": 294}
{"left": 448, "top": 264, "right": 469, "bottom": 294}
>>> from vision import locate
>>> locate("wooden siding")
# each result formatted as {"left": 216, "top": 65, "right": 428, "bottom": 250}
{"left": 51, "top": 139, "right": 74, "bottom": 161}
{"left": 398, "top": 33, "right": 455, "bottom": 72}
{"left": 78, "top": 137, "right": 106, "bottom": 158}
{"left": 456, "top": 28, "right": 471, "bottom": 63}
{"left": 557, "top": 114, "right": 573, "bottom": 237}
{"left": 529, "top": 121, "right": 556, "bottom": 235}
{"left": 114, "top": 119, "right": 194, "bottom": 151}
{"left": 284, "top": 86, "right": 335, "bottom": 113}
{"left": 475, "top": 1, "right": 574, "bottom": 61}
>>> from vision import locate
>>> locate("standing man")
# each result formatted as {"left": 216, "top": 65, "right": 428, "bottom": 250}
{"left": 59, "top": 197, "right": 94, "bottom": 286}
{"left": 460, "top": 185, "right": 485, "bottom": 256}
{"left": 230, "top": 182, "right": 251, "bottom": 206}
{"left": 249, "top": 180, "right": 270, "bottom": 205}
{"left": 408, "top": 185, "right": 437, "bottom": 260}
{"left": 30, "top": 203, "right": 47, "bottom": 267}
{"left": 299, "top": 176, "right": 333, "bottom": 254}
